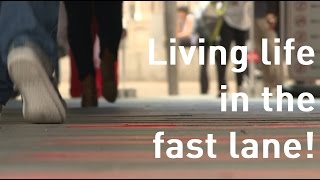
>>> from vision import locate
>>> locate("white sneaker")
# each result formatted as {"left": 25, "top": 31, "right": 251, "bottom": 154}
{"left": 7, "top": 45, "right": 66, "bottom": 124}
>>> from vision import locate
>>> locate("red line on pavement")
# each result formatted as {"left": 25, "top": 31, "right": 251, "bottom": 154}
{"left": 44, "top": 136, "right": 320, "bottom": 146}
{"left": 12, "top": 150, "right": 320, "bottom": 162}
{"left": 65, "top": 123, "right": 320, "bottom": 130}
{"left": 48, "top": 134, "right": 320, "bottom": 141}
{"left": 0, "top": 168, "right": 319, "bottom": 179}
{"left": 66, "top": 123, "right": 177, "bottom": 128}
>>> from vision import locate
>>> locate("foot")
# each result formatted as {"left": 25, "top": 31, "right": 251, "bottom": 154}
{"left": 100, "top": 49, "right": 118, "bottom": 103}
{"left": 7, "top": 44, "right": 66, "bottom": 124}
{"left": 81, "top": 74, "right": 98, "bottom": 108}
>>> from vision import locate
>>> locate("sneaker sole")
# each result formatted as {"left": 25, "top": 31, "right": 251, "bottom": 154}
{"left": 8, "top": 47, "right": 66, "bottom": 124}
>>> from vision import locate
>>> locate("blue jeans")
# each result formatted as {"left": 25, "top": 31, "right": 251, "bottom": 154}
{"left": 0, "top": 1, "right": 59, "bottom": 105}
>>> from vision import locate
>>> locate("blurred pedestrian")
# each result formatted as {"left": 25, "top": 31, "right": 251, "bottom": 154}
{"left": 176, "top": 6, "right": 197, "bottom": 46}
{"left": 216, "top": 1, "right": 251, "bottom": 96}
{"left": 195, "top": 1, "right": 227, "bottom": 94}
{"left": 65, "top": 1, "right": 123, "bottom": 107}
{"left": 254, "top": 1, "right": 283, "bottom": 90}
{"left": 69, "top": 16, "right": 103, "bottom": 100}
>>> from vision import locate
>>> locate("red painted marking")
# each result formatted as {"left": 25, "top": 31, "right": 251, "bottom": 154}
{"left": 263, "top": 123, "right": 320, "bottom": 127}
{"left": 48, "top": 134, "right": 320, "bottom": 141}
{"left": 45, "top": 140, "right": 150, "bottom": 145}
{"left": 123, "top": 124, "right": 176, "bottom": 128}
{"left": 26, "top": 151, "right": 152, "bottom": 160}
{"left": 66, "top": 123, "right": 176, "bottom": 129}
{"left": 65, "top": 123, "right": 320, "bottom": 130}
{"left": 0, "top": 169, "right": 320, "bottom": 179}
{"left": 194, "top": 124, "right": 320, "bottom": 130}
{"left": 12, "top": 150, "right": 320, "bottom": 163}
{"left": 44, "top": 134, "right": 320, "bottom": 146}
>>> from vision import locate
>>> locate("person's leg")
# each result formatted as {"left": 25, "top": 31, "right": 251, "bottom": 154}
{"left": 65, "top": 1, "right": 94, "bottom": 81}
{"left": 0, "top": 1, "right": 66, "bottom": 123}
{"left": 55, "top": 1, "right": 69, "bottom": 86}
{"left": 0, "top": 2, "right": 59, "bottom": 66}
{"left": 200, "top": 42, "right": 209, "bottom": 94}
{"left": 255, "top": 18, "right": 280, "bottom": 89}
{"left": 65, "top": 1, "right": 97, "bottom": 107}
{"left": 234, "top": 28, "right": 249, "bottom": 91}
{"left": 0, "top": 1, "right": 12, "bottom": 106}
{"left": 0, "top": 60, "right": 13, "bottom": 105}
{"left": 216, "top": 21, "right": 233, "bottom": 96}
{"left": 57, "top": 1, "right": 69, "bottom": 57}
{"left": 69, "top": 50, "right": 83, "bottom": 98}
{"left": 254, "top": 19, "right": 263, "bottom": 69}
{"left": 266, "top": 27, "right": 283, "bottom": 87}
{"left": 95, "top": 1, "right": 123, "bottom": 103}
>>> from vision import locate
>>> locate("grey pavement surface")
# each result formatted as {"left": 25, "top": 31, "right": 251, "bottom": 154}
{"left": 0, "top": 97, "right": 320, "bottom": 178}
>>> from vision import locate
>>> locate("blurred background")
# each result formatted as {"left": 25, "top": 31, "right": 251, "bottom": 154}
{"left": 56, "top": 1, "right": 320, "bottom": 100}
{"left": 58, "top": 1, "right": 224, "bottom": 99}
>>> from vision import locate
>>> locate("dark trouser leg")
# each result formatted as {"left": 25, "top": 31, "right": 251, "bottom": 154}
{"left": 0, "top": 61, "right": 12, "bottom": 105}
{"left": 94, "top": 1, "right": 123, "bottom": 103}
{"left": 217, "top": 21, "right": 234, "bottom": 92}
{"left": 200, "top": 43, "right": 209, "bottom": 94}
{"left": 234, "top": 28, "right": 249, "bottom": 90}
{"left": 65, "top": 1, "right": 98, "bottom": 107}
{"left": 65, "top": 1, "right": 94, "bottom": 81}
{"left": 95, "top": 1, "right": 123, "bottom": 60}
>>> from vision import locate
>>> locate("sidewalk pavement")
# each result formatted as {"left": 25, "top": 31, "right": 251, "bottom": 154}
{"left": 1, "top": 55, "right": 317, "bottom": 178}
{"left": 1, "top": 98, "right": 320, "bottom": 178}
